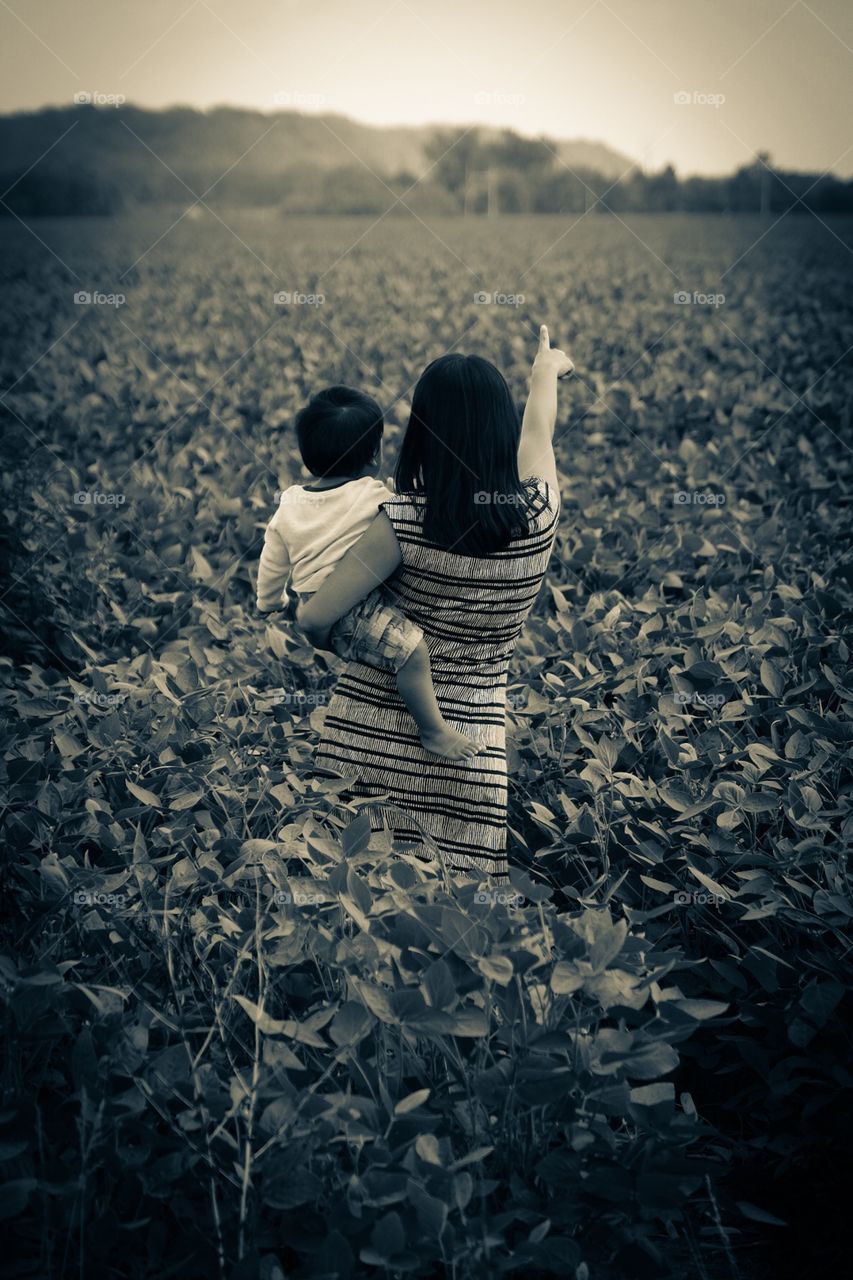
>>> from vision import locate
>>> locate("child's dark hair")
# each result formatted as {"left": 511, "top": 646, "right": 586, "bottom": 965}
{"left": 396, "top": 354, "right": 531, "bottom": 555}
{"left": 295, "top": 385, "right": 384, "bottom": 478}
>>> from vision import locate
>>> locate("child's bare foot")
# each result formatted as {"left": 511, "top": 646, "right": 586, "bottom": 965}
{"left": 420, "top": 726, "right": 481, "bottom": 760}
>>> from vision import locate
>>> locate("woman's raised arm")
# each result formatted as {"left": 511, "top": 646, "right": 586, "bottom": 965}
{"left": 295, "top": 510, "right": 402, "bottom": 649}
{"left": 517, "top": 324, "right": 573, "bottom": 492}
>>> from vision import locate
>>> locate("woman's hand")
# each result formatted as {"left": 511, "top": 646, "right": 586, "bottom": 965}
{"left": 532, "top": 324, "right": 574, "bottom": 381}
{"left": 517, "top": 323, "right": 573, "bottom": 491}
{"left": 294, "top": 510, "right": 403, "bottom": 652}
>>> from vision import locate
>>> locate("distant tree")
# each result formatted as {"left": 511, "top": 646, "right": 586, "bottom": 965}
{"left": 495, "top": 171, "right": 530, "bottom": 213}
{"left": 681, "top": 175, "right": 727, "bottom": 213}
{"left": 643, "top": 164, "right": 680, "bottom": 212}
{"left": 423, "top": 128, "right": 484, "bottom": 202}
{"left": 483, "top": 130, "right": 554, "bottom": 172}
{"left": 532, "top": 170, "right": 583, "bottom": 214}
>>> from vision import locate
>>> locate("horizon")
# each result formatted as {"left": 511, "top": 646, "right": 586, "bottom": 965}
{"left": 1, "top": 0, "right": 851, "bottom": 180}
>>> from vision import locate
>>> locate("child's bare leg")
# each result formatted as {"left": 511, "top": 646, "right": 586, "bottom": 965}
{"left": 396, "top": 640, "right": 480, "bottom": 760}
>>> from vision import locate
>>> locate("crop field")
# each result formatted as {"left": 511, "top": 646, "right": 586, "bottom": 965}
{"left": 1, "top": 209, "right": 852, "bottom": 1279}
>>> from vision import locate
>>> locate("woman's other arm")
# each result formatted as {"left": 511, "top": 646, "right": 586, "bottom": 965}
{"left": 296, "top": 510, "right": 403, "bottom": 649}
{"left": 517, "top": 324, "right": 573, "bottom": 494}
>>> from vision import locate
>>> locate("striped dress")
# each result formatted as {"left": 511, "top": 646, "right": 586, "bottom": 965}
{"left": 314, "top": 476, "right": 560, "bottom": 880}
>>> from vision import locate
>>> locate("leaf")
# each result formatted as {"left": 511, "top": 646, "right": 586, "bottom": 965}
{"left": 351, "top": 979, "right": 397, "bottom": 1025}
{"left": 737, "top": 1201, "right": 787, "bottom": 1227}
{"left": 329, "top": 1001, "right": 375, "bottom": 1047}
{"left": 449, "top": 1145, "right": 494, "bottom": 1171}
{"left": 529, "top": 1218, "right": 551, "bottom": 1244}
{"left": 477, "top": 955, "right": 514, "bottom": 986}
{"left": 421, "top": 960, "right": 457, "bottom": 1011}
{"left": 54, "top": 730, "right": 85, "bottom": 758}
{"left": 685, "top": 660, "right": 724, "bottom": 684}
{"left": 126, "top": 779, "right": 161, "bottom": 808}
{"left": 263, "top": 1039, "right": 305, "bottom": 1072}
{"left": 169, "top": 789, "right": 204, "bottom": 811}
{"left": 625, "top": 1041, "right": 679, "bottom": 1080}
{"left": 342, "top": 812, "right": 372, "bottom": 856}
{"left": 629, "top": 1082, "right": 675, "bottom": 1107}
{"left": 394, "top": 1088, "right": 431, "bottom": 1116}
{"left": 191, "top": 546, "right": 215, "bottom": 583}
{"left": 371, "top": 1211, "right": 406, "bottom": 1257}
{"left": 551, "top": 963, "right": 584, "bottom": 995}
{"left": 589, "top": 917, "right": 628, "bottom": 972}
{"left": 240, "top": 839, "right": 279, "bottom": 857}
{"left": 740, "top": 791, "right": 780, "bottom": 812}
{"left": 415, "top": 1133, "right": 442, "bottom": 1165}
{"left": 339, "top": 894, "right": 370, "bottom": 932}
{"left": 659, "top": 785, "right": 693, "bottom": 812}
{"left": 640, "top": 875, "right": 676, "bottom": 894}
{"left": 687, "top": 866, "right": 732, "bottom": 900}
{"left": 446, "top": 1010, "right": 489, "bottom": 1037}
{"left": 759, "top": 659, "right": 785, "bottom": 697}
{"left": 670, "top": 999, "right": 729, "bottom": 1020}
{"left": 407, "top": 1179, "right": 448, "bottom": 1238}
{"left": 233, "top": 995, "right": 290, "bottom": 1035}
{"left": 152, "top": 671, "right": 182, "bottom": 705}
{"left": 716, "top": 808, "right": 743, "bottom": 830}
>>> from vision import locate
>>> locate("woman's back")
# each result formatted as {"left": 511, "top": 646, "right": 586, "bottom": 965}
{"left": 315, "top": 476, "right": 559, "bottom": 880}
{"left": 383, "top": 477, "right": 559, "bottom": 658}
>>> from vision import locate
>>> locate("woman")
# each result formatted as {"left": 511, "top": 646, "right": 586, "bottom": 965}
{"left": 297, "top": 324, "right": 573, "bottom": 882}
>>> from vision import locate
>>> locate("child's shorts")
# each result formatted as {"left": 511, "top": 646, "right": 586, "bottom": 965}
{"left": 301, "top": 587, "right": 423, "bottom": 673}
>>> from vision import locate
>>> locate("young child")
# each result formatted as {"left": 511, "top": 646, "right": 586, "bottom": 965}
{"left": 256, "top": 385, "right": 480, "bottom": 761}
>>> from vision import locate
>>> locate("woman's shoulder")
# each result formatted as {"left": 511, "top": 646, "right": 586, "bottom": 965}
{"left": 380, "top": 487, "right": 425, "bottom": 521}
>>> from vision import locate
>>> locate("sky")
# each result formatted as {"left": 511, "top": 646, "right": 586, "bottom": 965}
{"left": 1, "top": 0, "right": 851, "bottom": 177}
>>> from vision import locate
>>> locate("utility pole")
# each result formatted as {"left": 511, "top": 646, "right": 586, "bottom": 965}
{"left": 756, "top": 151, "right": 772, "bottom": 214}
{"left": 487, "top": 167, "right": 497, "bottom": 217}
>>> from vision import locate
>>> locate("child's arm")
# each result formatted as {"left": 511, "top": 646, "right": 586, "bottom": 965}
{"left": 296, "top": 511, "right": 402, "bottom": 648}
{"left": 256, "top": 522, "right": 291, "bottom": 612}
{"left": 517, "top": 324, "right": 574, "bottom": 493}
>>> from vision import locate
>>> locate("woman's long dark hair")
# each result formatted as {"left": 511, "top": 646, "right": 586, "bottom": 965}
{"left": 394, "top": 354, "right": 533, "bottom": 555}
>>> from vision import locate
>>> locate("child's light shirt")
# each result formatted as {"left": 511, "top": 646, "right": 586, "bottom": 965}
{"left": 256, "top": 476, "right": 391, "bottom": 609}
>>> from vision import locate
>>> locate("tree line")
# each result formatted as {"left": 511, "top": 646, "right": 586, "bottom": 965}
{"left": 1, "top": 124, "right": 851, "bottom": 216}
